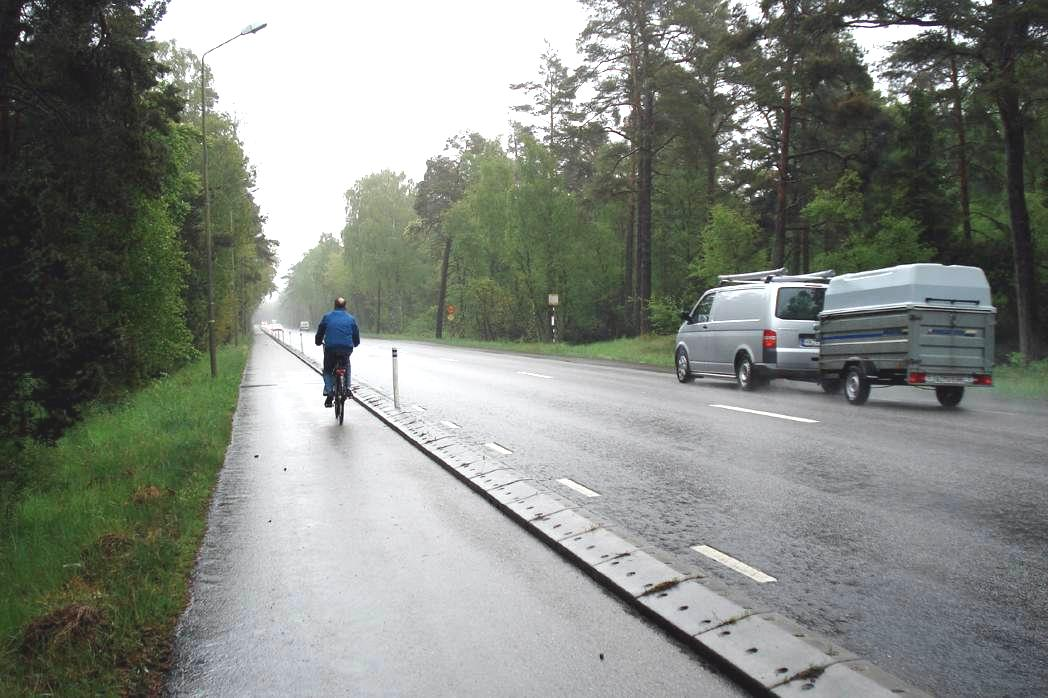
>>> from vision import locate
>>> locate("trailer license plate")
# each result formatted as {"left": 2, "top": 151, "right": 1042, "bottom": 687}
{"left": 925, "top": 375, "right": 974, "bottom": 385}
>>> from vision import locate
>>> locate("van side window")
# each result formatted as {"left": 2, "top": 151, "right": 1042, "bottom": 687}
{"left": 692, "top": 294, "right": 714, "bottom": 323}
{"left": 710, "top": 288, "right": 763, "bottom": 321}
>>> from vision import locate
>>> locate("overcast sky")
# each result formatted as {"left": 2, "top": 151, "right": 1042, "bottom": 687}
{"left": 153, "top": 1, "right": 906, "bottom": 285}
{"left": 153, "top": 0, "right": 589, "bottom": 282}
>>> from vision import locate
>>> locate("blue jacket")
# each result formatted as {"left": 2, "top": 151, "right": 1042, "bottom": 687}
{"left": 315, "top": 309, "right": 360, "bottom": 352}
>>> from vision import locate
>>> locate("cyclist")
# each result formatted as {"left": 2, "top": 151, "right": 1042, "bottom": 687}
{"left": 315, "top": 296, "right": 360, "bottom": 408}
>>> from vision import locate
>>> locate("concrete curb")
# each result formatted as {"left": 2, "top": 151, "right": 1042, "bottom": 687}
{"left": 263, "top": 331, "right": 930, "bottom": 698}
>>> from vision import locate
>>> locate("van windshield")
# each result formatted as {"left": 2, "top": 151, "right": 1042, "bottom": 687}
{"left": 776, "top": 287, "right": 825, "bottom": 320}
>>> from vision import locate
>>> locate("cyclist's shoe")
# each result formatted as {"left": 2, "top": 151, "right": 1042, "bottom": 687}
{"left": 324, "top": 395, "right": 333, "bottom": 408}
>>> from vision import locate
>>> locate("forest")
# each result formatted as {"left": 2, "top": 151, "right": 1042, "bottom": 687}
{"left": 280, "top": 0, "right": 1046, "bottom": 362}
{"left": 0, "top": 1, "right": 277, "bottom": 461}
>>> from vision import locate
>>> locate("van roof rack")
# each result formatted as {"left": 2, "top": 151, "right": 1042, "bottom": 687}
{"left": 718, "top": 267, "right": 787, "bottom": 284}
{"left": 717, "top": 268, "right": 835, "bottom": 286}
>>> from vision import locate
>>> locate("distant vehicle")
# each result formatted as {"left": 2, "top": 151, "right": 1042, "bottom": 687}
{"left": 299, "top": 321, "right": 310, "bottom": 332}
{"left": 675, "top": 268, "right": 833, "bottom": 390}
{"left": 818, "top": 264, "right": 995, "bottom": 407}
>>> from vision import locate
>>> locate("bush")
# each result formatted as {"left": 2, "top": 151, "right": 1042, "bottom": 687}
{"left": 648, "top": 296, "right": 686, "bottom": 335}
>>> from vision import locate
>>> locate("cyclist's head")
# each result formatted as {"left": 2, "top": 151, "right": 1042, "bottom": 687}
{"left": 334, "top": 296, "right": 347, "bottom": 309}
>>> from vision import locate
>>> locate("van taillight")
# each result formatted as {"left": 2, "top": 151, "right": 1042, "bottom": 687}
{"left": 762, "top": 330, "right": 777, "bottom": 349}
{"left": 974, "top": 374, "right": 993, "bottom": 386}
{"left": 908, "top": 372, "right": 926, "bottom": 384}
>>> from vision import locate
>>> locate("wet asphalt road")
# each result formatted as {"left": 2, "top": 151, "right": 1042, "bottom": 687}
{"left": 287, "top": 332, "right": 1048, "bottom": 698}
{"left": 167, "top": 335, "right": 745, "bottom": 696}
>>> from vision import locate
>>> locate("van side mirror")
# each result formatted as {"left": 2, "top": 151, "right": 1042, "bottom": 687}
{"left": 679, "top": 310, "right": 692, "bottom": 323}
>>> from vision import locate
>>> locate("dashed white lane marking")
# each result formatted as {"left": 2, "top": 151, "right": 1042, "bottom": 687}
{"left": 485, "top": 442, "right": 513, "bottom": 455}
{"left": 412, "top": 404, "right": 426, "bottom": 412}
{"left": 692, "top": 544, "right": 777, "bottom": 583}
{"left": 517, "top": 371, "right": 553, "bottom": 379}
{"left": 440, "top": 420, "right": 461, "bottom": 430}
{"left": 709, "top": 404, "right": 818, "bottom": 424}
{"left": 557, "top": 478, "right": 601, "bottom": 497}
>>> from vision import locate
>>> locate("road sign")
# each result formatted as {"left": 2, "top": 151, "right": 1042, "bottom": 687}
{"left": 548, "top": 293, "right": 559, "bottom": 306}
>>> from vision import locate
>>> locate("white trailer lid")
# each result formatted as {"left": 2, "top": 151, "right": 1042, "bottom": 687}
{"left": 822, "top": 264, "right": 993, "bottom": 313}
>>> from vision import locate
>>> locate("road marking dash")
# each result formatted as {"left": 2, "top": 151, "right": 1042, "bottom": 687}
{"left": 517, "top": 371, "right": 553, "bottom": 379}
{"left": 485, "top": 442, "right": 513, "bottom": 455}
{"left": 557, "top": 478, "right": 601, "bottom": 498}
{"left": 692, "top": 544, "right": 777, "bottom": 583}
{"left": 412, "top": 404, "right": 426, "bottom": 412}
{"left": 440, "top": 420, "right": 461, "bottom": 430}
{"left": 709, "top": 404, "right": 818, "bottom": 424}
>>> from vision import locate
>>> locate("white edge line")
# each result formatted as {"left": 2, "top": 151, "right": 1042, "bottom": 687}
{"left": 709, "top": 404, "right": 818, "bottom": 424}
{"left": 485, "top": 442, "right": 513, "bottom": 455}
{"left": 556, "top": 478, "right": 601, "bottom": 498}
{"left": 517, "top": 371, "right": 553, "bottom": 379}
{"left": 440, "top": 420, "right": 461, "bottom": 430}
{"left": 692, "top": 544, "right": 777, "bottom": 583}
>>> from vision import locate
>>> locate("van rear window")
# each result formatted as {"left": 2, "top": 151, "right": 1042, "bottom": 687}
{"left": 776, "top": 287, "right": 825, "bottom": 320}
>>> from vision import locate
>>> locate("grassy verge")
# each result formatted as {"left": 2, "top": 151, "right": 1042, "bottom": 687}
{"left": 376, "top": 332, "right": 677, "bottom": 368}
{"left": 0, "top": 346, "right": 247, "bottom": 696}
{"left": 991, "top": 357, "right": 1048, "bottom": 399}
{"left": 378, "top": 331, "right": 1048, "bottom": 399}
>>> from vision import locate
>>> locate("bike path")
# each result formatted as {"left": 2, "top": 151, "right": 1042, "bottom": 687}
{"left": 167, "top": 334, "right": 745, "bottom": 696}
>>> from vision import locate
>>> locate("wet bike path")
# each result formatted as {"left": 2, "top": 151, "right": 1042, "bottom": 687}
{"left": 167, "top": 334, "right": 745, "bottom": 696}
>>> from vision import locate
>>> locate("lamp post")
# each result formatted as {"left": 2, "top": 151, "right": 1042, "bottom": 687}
{"left": 201, "top": 22, "right": 267, "bottom": 377}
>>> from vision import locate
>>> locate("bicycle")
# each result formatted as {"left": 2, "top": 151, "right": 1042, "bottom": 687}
{"left": 333, "top": 354, "right": 350, "bottom": 425}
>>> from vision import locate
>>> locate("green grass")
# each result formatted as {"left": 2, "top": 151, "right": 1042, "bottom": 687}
{"left": 376, "top": 332, "right": 678, "bottom": 368}
{"left": 992, "top": 357, "right": 1048, "bottom": 399}
{"left": 0, "top": 346, "right": 247, "bottom": 697}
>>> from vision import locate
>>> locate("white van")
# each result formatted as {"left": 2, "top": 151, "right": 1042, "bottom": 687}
{"left": 675, "top": 269, "right": 832, "bottom": 390}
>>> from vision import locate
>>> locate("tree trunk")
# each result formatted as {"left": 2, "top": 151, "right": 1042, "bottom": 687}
{"left": 998, "top": 90, "right": 1037, "bottom": 358}
{"left": 774, "top": 66, "right": 793, "bottom": 270}
{"left": 435, "top": 236, "right": 452, "bottom": 339}
{"left": 636, "top": 85, "right": 654, "bottom": 334}
{"left": 0, "top": 0, "right": 25, "bottom": 169}
{"left": 948, "top": 30, "right": 972, "bottom": 244}
{"left": 376, "top": 282, "right": 382, "bottom": 335}
{"left": 993, "top": 1, "right": 1038, "bottom": 358}
{"left": 624, "top": 195, "right": 636, "bottom": 335}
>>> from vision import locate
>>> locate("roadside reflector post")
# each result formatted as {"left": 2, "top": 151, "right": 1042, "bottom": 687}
{"left": 299, "top": 332, "right": 304, "bottom": 353}
{"left": 392, "top": 347, "right": 400, "bottom": 409}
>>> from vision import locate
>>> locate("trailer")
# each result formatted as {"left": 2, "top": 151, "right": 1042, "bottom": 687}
{"left": 817, "top": 264, "right": 995, "bottom": 407}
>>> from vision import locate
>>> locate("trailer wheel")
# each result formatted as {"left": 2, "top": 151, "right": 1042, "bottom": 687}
{"left": 844, "top": 366, "right": 870, "bottom": 405}
{"left": 820, "top": 377, "right": 842, "bottom": 394}
{"left": 935, "top": 386, "right": 964, "bottom": 408}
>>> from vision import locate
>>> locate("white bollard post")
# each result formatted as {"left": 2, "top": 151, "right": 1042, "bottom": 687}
{"left": 392, "top": 347, "right": 400, "bottom": 409}
{"left": 299, "top": 332, "right": 304, "bottom": 353}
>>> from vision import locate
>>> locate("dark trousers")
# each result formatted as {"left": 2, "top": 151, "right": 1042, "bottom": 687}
{"left": 323, "top": 349, "right": 352, "bottom": 394}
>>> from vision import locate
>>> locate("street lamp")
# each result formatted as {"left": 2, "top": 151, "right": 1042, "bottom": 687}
{"left": 201, "top": 22, "right": 267, "bottom": 377}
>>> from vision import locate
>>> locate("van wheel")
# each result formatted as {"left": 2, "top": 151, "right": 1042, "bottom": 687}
{"left": 675, "top": 348, "right": 693, "bottom": 383}
{"left": 935, "top": 386, "right": 964, "bottom": 408}
{"left": 736, "top": 354, "right": 757, "bottom": 391}
{"left": 844, "top": 366, "right": 870, "bottom": 405}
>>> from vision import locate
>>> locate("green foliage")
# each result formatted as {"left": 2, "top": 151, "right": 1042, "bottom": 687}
{"left": 0, "top": 7, "right": 275, "bottom": 451}
{"left": 647, "top": 296, "right": 687, "bottom": 335}
{"left": 462, "top": 278, "right": 515, "bottom": 340}
{"left": 689, "top": 204, "right": 770, "bottom": 288}
{"left": 814, "top": 215, "right": 935, "bottom": 274}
